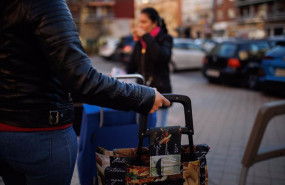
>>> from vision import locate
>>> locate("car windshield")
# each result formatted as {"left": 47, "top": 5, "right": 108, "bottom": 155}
{"left": 249, "top": 42, "right": 270, "bottom": 58}
{"left": 210, "top": 43, "right": 237, "bottom": 57}
{"left": 186, "top": 43, "right": 203, "bottom": 50}
{"left": 254, "top": 41, "right": 270, "bottom": 51}
{"left": 173, "top": 42, "right": 202, "bottom": 51}
{"left": 173, "top": 42, "right": 187, "bottom": 49}
{"left": 267, "top": 46, "right": 285, "bottom": 56}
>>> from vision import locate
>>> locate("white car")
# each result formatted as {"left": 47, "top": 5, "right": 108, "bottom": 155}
{"left": 171, "top": 38, "right": 206, "bottom": 71}
{"left": 98, "top": 37, "right": 119, "bottom": 59}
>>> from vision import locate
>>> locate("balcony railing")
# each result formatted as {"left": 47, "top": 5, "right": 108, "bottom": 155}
{"left": 267, "top": 12, "right": 285, "bottom": 21}
{"left": 236, "top": 0, "right": 273, "bottom": 6}
{"left": 88, "top": 0, "right": 115, "bottom": 7}
{"left": 238, "top": 11, "right": 285, "bottom": 23}
{"left": 84, "top": 14, "right": 114, "bottom": 23}
{"left": 237, "top": 16, "right": 265, "bottom": 23}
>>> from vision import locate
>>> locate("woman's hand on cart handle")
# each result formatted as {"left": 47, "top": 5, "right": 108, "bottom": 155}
{"left": 149, "top": 88, "right": 170, "bottom": 114}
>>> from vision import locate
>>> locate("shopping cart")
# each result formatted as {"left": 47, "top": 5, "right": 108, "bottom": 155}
{"left": 95, "top": 94, "right": 210, "bottom": 185}
{"left": 77, "top": 74, "right": 156, "bottom": 185}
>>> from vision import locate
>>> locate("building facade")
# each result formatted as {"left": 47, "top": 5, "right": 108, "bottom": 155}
{"left": 236, "top": 0, "right": 285, "bottom": 38}
{"left": 181, "top": 0, "right": 214, "bottom": 39}
{"left": 68, "top": 0, "right": 135, "bottom": 43}
{"left": 212, "top": 0, "right": 238, "bottom": 37}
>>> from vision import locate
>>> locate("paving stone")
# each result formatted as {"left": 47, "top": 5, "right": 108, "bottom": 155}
{"left": 271, "top": 179, "right": 285, "bottom": 185}
{"left": 253, "top": 175, "right": 271, "bottom": 184}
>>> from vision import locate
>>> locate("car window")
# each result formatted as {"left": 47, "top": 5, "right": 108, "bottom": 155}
{"left": 186, "top": 43, "right": 203, "bottom": 51}
{"left": 255, "top": 42, "right": 270, "bottom": 50}
{"left": 267, "top": 46, "right": 285, "bottom": 56}
{"left": 268, "top": 40, "right": 285, "bottom": 47}
{"left": 248, "top": 42, "right": 270, "bottom": 58}
{"left": 173, "top": 43, "right": 187, "bottom": 49}
{"left": 210, "top": 43, "right": 237, "bottom": 57}
{"left": 275, "top": 41, "right": 285, "bottom": 46}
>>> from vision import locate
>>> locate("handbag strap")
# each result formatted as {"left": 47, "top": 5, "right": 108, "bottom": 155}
{"left": 136, "top": 94, "right": 196, "bottom": 163}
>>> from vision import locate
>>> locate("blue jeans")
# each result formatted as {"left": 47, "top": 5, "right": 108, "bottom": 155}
{"left": 0, "top": 126, "right": 77, "bottom": 185}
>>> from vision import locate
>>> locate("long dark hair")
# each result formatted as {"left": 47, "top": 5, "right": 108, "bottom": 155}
{"left": 141, "top": 7, "right": 168, "bottom": 34}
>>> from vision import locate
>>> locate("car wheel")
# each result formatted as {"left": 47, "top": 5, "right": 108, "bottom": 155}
{"left": 169, "top": 61, "right": 177, "bottom": 73}
{"left": 244, "top": 72, "right": 259, "bottom": 90}
{"left": 103, "top": 55, "right": 113, "bottom": 61}
{"left": 207, "top": 78, "right": 220, "bottom": 84}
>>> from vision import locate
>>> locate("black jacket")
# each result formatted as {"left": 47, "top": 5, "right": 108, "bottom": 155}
{"left": 127, "top": 31, "right": 173, "bottom": 94}
{"left": 0, "top": 0, "right": 155, "bottom": 128}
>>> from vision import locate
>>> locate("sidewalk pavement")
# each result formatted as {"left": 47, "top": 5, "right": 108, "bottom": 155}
{"left": 166, "top": 71, "right": 285, "bottom": 185}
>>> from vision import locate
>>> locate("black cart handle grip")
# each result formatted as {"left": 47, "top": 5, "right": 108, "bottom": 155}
{"left": 162, "top": 94, "right": 194, "bottom": 134}
{"left": 138, "top": 94, "right": 194, "bottom": 138}
{"left": 137, "top": 94, "right": 195, "bottom": 163}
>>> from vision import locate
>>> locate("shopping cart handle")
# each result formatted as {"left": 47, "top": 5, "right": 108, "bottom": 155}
{"left": 139, "top": 94, "right": 194, "bottom": 136}
{"left": 163, "top": 94, "right": 194, "bottom": 133}
{"left": 112, "top": 74, "right": 145, "bottom": 85}
{"left": 137, "top": 94, "right": 196, "bottom": 163}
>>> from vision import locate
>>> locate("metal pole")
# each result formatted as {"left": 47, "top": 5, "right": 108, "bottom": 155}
{"left": 239, "top": 166, "right": 249, "bottom": 185}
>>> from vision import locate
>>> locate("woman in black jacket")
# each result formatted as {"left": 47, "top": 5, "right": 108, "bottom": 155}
{"left": 127, "top": 7, "right": 173, "bottom": 127}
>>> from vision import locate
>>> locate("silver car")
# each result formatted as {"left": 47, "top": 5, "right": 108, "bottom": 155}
{"left": 98, "top": 37, "right": 119, "bottom": 59}
{"left": 171, "top": 38, "right": 206, "bottom": 71}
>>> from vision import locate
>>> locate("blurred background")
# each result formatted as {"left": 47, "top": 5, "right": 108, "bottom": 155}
{"left": 66, "top": 0, "right": 285, "bottom": 54}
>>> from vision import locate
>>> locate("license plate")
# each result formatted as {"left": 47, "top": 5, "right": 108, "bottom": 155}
{"left": 206, "top": 69, "right": 220, "bottom": 77}
{"left": 275, "top": 68, "right": 285, "bottom": 77}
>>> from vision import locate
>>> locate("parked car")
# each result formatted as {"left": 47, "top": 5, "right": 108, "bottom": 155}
{"left": 171, "top": 38, "right": 206, "bottom": 71}
{"left": 267, "top": 36, "right": 285, "bottom": 47}
{"left": 202, "top": 40, "right": 271, "bottom": 89}
{"left": 117, "top": 35, "right": 136, "bottom": 63}
{"left": 194, "top": 39, "right": 218, "bottom": 52}
{"left": 98, "top": 37, "right": 119, "bottom": 60}
{"left": 203, "top": 40, "right": 218, "bottom": 52}
{"left": 259, "top": 45, "right": 285, "bottom": 93}
{"left": 212, "top": 37, "right": 237, "bottom": 44}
